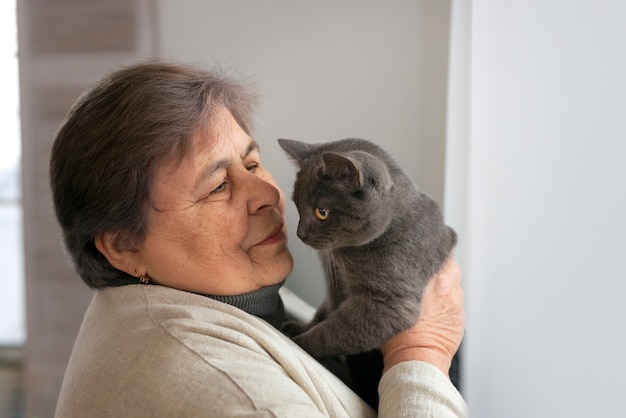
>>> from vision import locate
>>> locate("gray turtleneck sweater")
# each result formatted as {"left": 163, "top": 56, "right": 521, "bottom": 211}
{"left": 206, "top": 281, "right": 286, "bottom": 329}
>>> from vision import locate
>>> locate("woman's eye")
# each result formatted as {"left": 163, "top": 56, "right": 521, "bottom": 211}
{"left": 211, "top": 181, "right": 227, "bottom": 194}
{"left": 246, "top": 163, "right": 259, "bottom": 173}
{"left": 314, "top": 208, "right": 330, "bottom": 221}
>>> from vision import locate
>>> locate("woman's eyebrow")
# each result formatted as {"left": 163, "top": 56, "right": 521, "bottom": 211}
{"left": 244, "top": 140, "right": 260, "bottom": 158}
{"left": 193, "top": 140, "right": 261, "bottom": 191}
{"left": 193, "top": 159, "right": 229, "bottom": 191}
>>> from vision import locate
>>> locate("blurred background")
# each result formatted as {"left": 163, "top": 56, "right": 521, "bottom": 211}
{"left": 2, "top": 0, "right": 625, "bottom": 416}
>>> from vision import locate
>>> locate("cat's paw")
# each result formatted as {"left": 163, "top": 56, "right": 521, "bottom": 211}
{"left": 292, "top": 333, "right": 330, "bottom": 359}
{"left": 282, "top": 319, "right": 309, "bottom": 338}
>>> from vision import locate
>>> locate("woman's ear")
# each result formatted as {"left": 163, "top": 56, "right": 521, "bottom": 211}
{"left": 94, "top": 231, "right": 141, "bottom": 276}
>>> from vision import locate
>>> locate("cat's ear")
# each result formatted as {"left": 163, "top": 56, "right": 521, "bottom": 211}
{"left": 321, "top": 152, "right": 364, "bottom": 190}
{"left": 278, "top": 139, "right": 314, "bottom": 163}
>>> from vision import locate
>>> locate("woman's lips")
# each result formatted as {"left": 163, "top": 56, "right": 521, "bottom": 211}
{"left": 258, "top": 225, "right": 285, "bottom": 245}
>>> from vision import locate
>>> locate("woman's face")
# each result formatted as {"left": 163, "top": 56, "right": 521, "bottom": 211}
{"left": 135, "top": 109, "right": 293, "bottom": 295}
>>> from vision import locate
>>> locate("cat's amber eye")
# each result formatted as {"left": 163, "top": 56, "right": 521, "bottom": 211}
{"left": 314, "top": 208, "right": 330, "bottom": 221}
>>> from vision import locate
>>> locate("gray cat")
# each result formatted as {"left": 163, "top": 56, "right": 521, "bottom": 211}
{"left": 278, "top": 138, "right": 457, "bottom": 360}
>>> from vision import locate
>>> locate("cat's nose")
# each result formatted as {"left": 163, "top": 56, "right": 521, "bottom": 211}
{"left": 296, "top": 224, "right": 308, "bottom": 241}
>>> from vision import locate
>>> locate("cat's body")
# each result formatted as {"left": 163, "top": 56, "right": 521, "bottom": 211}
{"left": 278, "top": 138, "right": 457, "bottom": 361}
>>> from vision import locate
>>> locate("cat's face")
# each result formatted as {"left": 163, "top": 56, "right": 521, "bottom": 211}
{"left": 292, "top": 165, "right": 368, "bottom": 249}
{"left": 279, "top": 138, "right": 393, "bottom": 250}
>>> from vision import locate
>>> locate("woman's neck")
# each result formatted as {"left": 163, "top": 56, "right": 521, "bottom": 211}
{"left": 205, "top": 280, "right": 285, "bottom": 328}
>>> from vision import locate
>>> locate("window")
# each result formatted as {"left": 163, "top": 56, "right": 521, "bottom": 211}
{"left": 0, "top": 0, "right": 25, "bottom": 345}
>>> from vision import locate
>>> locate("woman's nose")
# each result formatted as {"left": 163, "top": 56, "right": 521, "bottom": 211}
{"left": 244, "top": 173, "right": 281, "bottom": 214}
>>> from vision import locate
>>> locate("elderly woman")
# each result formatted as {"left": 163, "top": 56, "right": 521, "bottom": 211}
{"left": 51, "top": 61, "right": 466, "bottom": 417}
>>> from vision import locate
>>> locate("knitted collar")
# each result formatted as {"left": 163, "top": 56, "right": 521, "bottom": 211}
{"left": 205, "top": 280, "right": 286, "bottom": 329}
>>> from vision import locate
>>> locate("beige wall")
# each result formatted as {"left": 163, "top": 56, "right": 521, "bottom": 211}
{"left": 17, "top": 0, "right": 156, "bottom": 414}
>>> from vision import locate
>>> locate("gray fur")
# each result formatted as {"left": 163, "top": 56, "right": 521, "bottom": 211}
{"left": 278, "top": 138, "right": 456, "bottom": 359}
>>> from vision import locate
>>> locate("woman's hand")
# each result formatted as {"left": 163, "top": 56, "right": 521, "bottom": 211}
{"left": 380, "top": 255, "right": 465, "bottom": 377}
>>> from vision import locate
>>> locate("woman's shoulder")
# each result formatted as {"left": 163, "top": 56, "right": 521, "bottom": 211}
{"left": 88, "top": 284, "right": 277, "bottom": 344}
{"left": 58, "top": 285, "right": 298, "bottom": 415}
{"left": 92, "top": 284, "right": 253, "bottom": 318}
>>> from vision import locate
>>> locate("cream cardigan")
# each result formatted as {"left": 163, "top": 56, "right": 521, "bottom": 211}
{"left": 55, "top": 284, "right": 467, "bottom": 417}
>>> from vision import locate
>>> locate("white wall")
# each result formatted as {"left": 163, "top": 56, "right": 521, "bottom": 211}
{"left": 463, "top": 1, "right": 626, "bottom": 416}
{"left": 157, "top": 0, "right": 452, "bottom": 306}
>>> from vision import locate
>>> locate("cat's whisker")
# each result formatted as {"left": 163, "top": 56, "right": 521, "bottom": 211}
{"left": 324, "top": 251, "right": 338, "bottom": 290}
{"left": 290, "top": 235, "right": 315, "bottom": 261}
{"left": 325, "top": 250, "right": 349, "bottom": 293}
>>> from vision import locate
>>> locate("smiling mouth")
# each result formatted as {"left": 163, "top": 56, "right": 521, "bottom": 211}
{"left": 258, "top": 225, "right": 285, "bottom": 246}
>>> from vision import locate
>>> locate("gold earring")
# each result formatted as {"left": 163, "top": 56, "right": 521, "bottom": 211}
{"left": 138, "top": 273, "right": 151, "bottom": 284}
